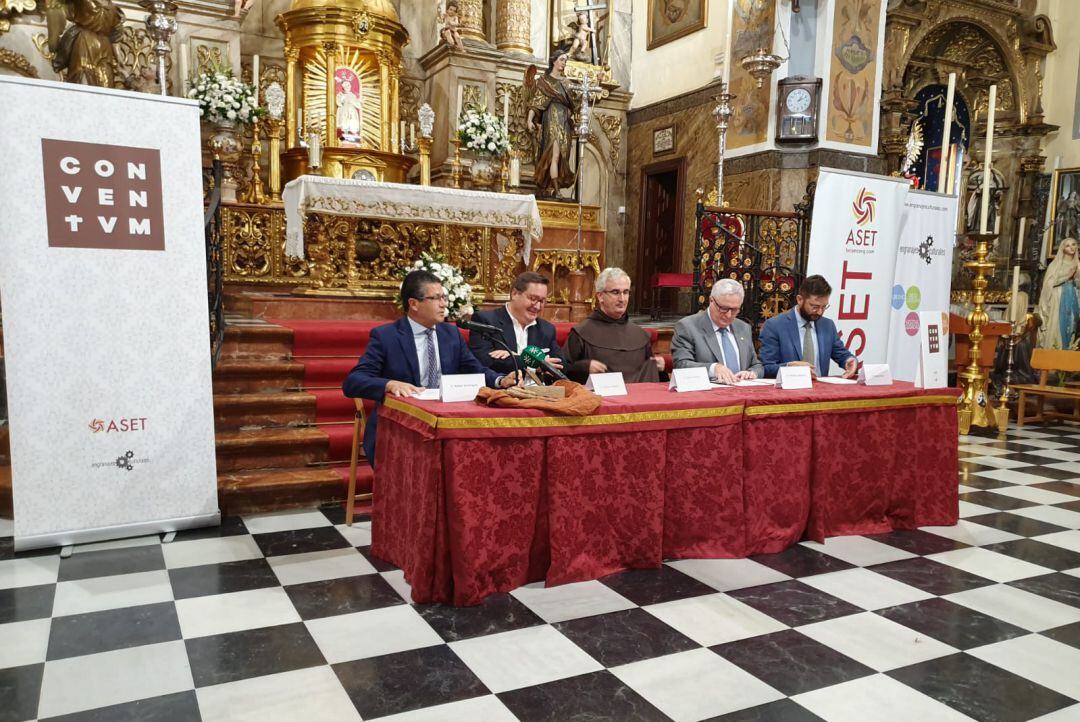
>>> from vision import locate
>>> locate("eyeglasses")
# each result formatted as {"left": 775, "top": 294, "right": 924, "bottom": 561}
{"left": 523, "top": 294, "right": 547, "bottom": 305}
{"left": 422, "top": 294, "right": 450, "bottom": 304}
{"left": 601, "top": 289, "right": 631, "bottom": 297}
{"left": 711, "top": 299, "right": 741, "bottom": 315}
{"left": 803, "top": 301, "right": 830, "bottom": 312}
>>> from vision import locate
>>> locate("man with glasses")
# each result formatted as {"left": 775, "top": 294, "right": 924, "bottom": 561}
{"left": 565, "top": 267, "right": 665, "bottom": 384}
{"left": 343, "top": 270, "right": 517, "bottom": 464}
{"left": 468, "top": 271, "right": 566, "bottom": 376}
{"left": 671, "top": 279, "right": 762, "bottom": 383}
{"left": 759, "top": 274, "right": 858, "bottom": 379}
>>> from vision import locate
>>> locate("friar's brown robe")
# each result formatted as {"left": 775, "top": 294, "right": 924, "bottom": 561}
{"left": 565, "top": 310, "right": 660, "bottom": 384}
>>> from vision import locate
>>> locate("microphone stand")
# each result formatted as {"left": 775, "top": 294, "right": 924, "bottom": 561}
{"left": 475, "top": 328, "right": 524, "bottom": 386}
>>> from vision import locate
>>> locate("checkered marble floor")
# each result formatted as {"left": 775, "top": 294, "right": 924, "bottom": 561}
{"left": 2, "top": 425, "right": 1080, "bottom": 721}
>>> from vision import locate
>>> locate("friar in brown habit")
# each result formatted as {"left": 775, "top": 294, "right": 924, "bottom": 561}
{"left": 564, "top": 268, "right": 664, "bottom": 384}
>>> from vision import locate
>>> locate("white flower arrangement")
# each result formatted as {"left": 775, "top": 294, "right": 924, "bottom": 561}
{"left": 405, "top": 252, "right": 474, "bottom": 320}
{"left": 188, "top": 67, "right": 264, "bottom": 125}
{"left": 457, "top": 109, "right": 509, "bottom": 157}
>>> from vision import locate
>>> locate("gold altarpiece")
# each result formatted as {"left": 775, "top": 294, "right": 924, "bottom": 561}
{"left": 276, "top": 0, "right": 414, "bottom": 183}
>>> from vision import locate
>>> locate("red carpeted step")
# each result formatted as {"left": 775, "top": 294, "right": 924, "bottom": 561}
{"left": 310, "top": 389, "right": 358, "bottom": 423}
{"left": 331, "top": 464, "right": 374, "bottom": 496}
{"left": 268, "top": 319, "right": 383, "bottom": 357}
{"left": 323, "top": 423, "right": 359, "bottom": 462}
{"left": 300, "top": 358, "right": 357, "bottom": 387}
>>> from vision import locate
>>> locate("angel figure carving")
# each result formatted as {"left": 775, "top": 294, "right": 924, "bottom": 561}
{"left": 438, "top": 1, "right": 466, "bottom": 53}
{"left": 45, "top": 0, "right": 125, "bottom": 87}
{"left": 525, "top": 50, "right": 577, "bottom": 198}
{"left": 567, "top": 12, "right": 593, "bottom": 62}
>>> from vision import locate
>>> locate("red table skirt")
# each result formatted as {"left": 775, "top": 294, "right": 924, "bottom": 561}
{"left": 372, "top": 383, "right": 960, "bottom": 606}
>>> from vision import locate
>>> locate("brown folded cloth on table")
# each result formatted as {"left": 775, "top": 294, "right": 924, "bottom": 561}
{"left": 475, "top": 380, "right": 602, "bottom": 416}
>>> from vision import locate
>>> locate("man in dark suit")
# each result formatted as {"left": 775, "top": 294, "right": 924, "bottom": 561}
{"left": 759, "top": 274, "right": 858, "bottom": 379}
{"left": 343, "top": 270, "right": 517, "bottom": 463}
{"left": 671, "top": 278, "right": 763, "bottom": 382}
{"left": 468, "top": 271, "right": 566, "bottom": 376}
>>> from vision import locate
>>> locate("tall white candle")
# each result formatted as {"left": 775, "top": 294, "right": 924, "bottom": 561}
{"left": 510, "top": 156, "right": 520, "bottom": 187}
{"left": 456, "top": 84, "right": 464, "bottom": 118}
{"left": 978, "top": 85, "right": 997, "bottom": 234}
{"left": 503, "top": 93, "right": 509, "bottom": 127}
{"left": 252, "top": 54, "right": 260, "bottom": 100}
{"left": 400, "top": 121, "right": 406, "bottom": 151}
{"left": 410, "top": 122, "right": 415, "bottom": 148}
{"left": 178, "top": 42, "right": 190, "bottom": 96}
{"left": 308, "top": 132, "right": 321, "bottom": 168}
{"left": 937, "top": 73, "right": 956, "bottom": 194}
{"left": 1011, "top": 216, "right": 1027, "bottom": 321}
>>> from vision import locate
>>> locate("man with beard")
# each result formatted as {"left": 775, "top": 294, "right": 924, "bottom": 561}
{"left": 564, "top": 267, "right": 665, "bottom": 384}
{"left": 759, "top": 274, "right": 858, "bottom": 378}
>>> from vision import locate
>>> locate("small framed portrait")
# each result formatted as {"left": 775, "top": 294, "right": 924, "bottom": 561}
{"left": 647, "top": 0, "right": 708, "bottom": 50}
{"left": 1048, "top": 166, "right": 1080, "bottom": 258}
{"left": 653, "top": 125, "right": 676, "bottom": 155}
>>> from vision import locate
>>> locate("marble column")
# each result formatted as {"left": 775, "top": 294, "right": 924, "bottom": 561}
{"left": 495, "top": 0, "right": 531, "bottom": 54}
{"left": 458, "top": 0, "right": 485, "bottom": 43}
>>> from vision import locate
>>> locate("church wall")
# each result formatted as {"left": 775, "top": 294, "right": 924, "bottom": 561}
{"left": 1040, "top": 0, "right": 1080, "bottom": 169}
{"left": 628, "top": 0, "right": 729, "bottom": 109}
{"left": 624, "top": 81, "right": 727, "bottom": 294}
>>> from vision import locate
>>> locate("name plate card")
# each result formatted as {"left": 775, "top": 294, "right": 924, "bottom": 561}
{"left": 440, "top": 373, "right": 486, "bottom": 402}
{"left": 858, "top": 363, "right": 893, "bottom": 386}
{"left": 669, "top": 366, "right": 712, "bottom": 392}
{"left": 586, "top": 372, "right": 628, "bottom": 397}
{"left": 776, "top": 365, "right": 813, "bottom": 390}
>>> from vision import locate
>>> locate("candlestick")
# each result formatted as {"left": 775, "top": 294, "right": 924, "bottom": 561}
{"left": 978, "top": 85, "right": 997, "bottom": 234}
{"left": 937, "top": 73, "right": 955, "bottom": 194}
{"left": 252, "top": 54, "right": 259, "bottom": 101}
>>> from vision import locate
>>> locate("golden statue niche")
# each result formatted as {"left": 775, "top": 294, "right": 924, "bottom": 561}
{"left": 276, "top": 0, "right": 414, "bottom": 183}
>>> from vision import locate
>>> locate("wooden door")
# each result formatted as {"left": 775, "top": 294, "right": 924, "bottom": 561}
{"left": 636, "top": 160, "right": 683, "bottom": 314}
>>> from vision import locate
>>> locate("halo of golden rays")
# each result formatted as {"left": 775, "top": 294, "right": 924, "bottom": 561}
{"left": 303, "top": 47, "right": 382, "bottom": 149}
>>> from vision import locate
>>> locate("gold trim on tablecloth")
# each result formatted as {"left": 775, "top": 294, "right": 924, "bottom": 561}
{"left": 743, "top": 395, "right": 959, "bottom": 417}
{"left": 383, "top": 397, "right": 744, "bottom": 430}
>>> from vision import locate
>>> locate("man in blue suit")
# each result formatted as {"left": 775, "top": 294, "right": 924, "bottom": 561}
{"left": 343, "top": 269, "right": 516, "bottom": 464}
{"left": 759, "top": 274, "right": 859, "bottom": 379}
{"left": 468, "top": 271, "right": 566, "bottom": 376}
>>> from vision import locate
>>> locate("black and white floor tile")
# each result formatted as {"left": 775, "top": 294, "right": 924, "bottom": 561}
{"left": 2, "top": 423, "right": 1080, "bottom": 721}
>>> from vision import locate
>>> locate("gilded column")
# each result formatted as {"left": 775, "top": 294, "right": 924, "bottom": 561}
{"left": 285, "top": 44, "right": 299, "bottom": 149}
{"left": 495, "top": 0, "right": 531, "bottom": 54}
{"left": 458, "top": 0, "right": 485, "bottom": 42}
{"left": 379, "top": 59, "right": 391, "bottom": 152}
{"left": 388, "top": 58, "right": 401, "bottom": 153}
{"left": 323, "top": 42, "right": 338, "bottom": 148}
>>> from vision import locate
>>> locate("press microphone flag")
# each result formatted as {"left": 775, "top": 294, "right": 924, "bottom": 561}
{"left": 521, "top": 345, "right": 568, "bottom": 381}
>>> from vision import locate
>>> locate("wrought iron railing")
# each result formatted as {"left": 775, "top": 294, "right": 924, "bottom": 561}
{"left": 692, "top": 184, "right": 814, "bottom": 337}
{"left": 205, "top": 160, "right": 224, "bottom": 370}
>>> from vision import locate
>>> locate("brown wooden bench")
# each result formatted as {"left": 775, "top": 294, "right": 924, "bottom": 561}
{"left": 1014, "top": 348, "right": 1080, "bottom": 426}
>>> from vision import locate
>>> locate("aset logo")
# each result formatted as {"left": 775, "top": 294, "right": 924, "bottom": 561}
{"left": 89, "top": 417, "right": 148, "bottom": 433}
{"left": 852, "top": 187, "right": 877, "bottom": 227}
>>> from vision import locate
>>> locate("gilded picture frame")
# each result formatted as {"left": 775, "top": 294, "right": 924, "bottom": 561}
{"left": 647, "top": 0, "right": 708, "bottom": 50}
{"left": 653, "top": 125, "right": 676, "bottom": 155}
{"left": 1047, "top": 166, "right": 1080, "bottom": 259}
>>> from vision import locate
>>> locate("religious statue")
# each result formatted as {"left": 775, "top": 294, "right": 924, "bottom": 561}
{"left": 1036, "top": 237, "right": 1080, "bottom": 350}
{"left": 525, "top": 50, "right": 576, "bottom": 198}
{"left": 964, "top": 168, "right": 1004, "bottom": 233}
{"left": 567, "top": 11, "right": 594, "bottom": 63}
{"left": 1054, "top": 191, "right": 1080, "bottom": 243}
{"left": 336, "top": 75, "right": 363, "bottom": 142}
{"left": 45, "top": 0, "right": 125, "bottom": 87}
{"left": 438, "top": 0, "right": 466, "bottom": 53}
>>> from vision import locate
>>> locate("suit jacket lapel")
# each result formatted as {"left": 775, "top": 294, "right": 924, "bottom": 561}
{"left": 495, "top": 307, "right": 518, "bottom": 354}
{"left": 697, "top": 311, "right": 724, "bottom": 363}
{"left": 396, "top": 317, "right": 422, "bottom": 385}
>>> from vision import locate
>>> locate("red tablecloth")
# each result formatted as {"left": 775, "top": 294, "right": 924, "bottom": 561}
{"left": 372, "top": 382, "right": 960, "bottom": 606}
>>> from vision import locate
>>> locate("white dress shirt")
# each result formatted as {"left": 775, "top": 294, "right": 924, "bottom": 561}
{"left": 506, "top": 304, "right": 537, "bottom": 354}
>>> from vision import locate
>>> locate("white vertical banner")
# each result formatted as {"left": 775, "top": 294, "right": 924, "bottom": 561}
{"left": 0, "top": 77, "right": 218, "bottom": 550}
{"left": 806, "top": 168, "right": 910, "bottom": 370}
{"left": 887, "top": 190, "right": 958, "bottom": 381}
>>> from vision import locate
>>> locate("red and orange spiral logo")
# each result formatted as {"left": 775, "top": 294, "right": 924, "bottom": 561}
{"left": 852, "top": 187, "right": 877, "bottom": 226}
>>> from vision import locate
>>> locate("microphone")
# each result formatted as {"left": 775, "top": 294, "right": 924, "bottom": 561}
{"left": 456, "top": 318, "right": 502, "bottom": 336}
{"left": 521, "top": 345, "right": 568, "bottom": 381}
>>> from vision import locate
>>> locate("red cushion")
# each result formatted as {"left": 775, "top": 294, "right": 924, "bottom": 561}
{"left": 651, "top": 273, "right": 694, "bottom": 289}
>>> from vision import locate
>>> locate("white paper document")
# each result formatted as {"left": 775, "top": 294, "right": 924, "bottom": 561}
{"left": 815, "top": 377, "right": 857, "bottom": 385}
{"left": 711, "top": 379, "right": 774, "bottom": 388}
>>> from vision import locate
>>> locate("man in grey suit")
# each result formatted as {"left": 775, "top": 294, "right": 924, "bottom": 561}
{"left": 671, "top": 278, "right": 763, "bottom": 383}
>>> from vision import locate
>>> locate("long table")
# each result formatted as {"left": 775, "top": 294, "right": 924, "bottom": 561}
{"left": 371, "top": 382, "right": 960, "bottom": 606}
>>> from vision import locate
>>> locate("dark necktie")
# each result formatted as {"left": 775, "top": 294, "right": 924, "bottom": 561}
{"left": 423, "top": 328, "right": 441, "bottom": 388}
{"left": 720, "top": 328, "right": 739, "bottom": 373}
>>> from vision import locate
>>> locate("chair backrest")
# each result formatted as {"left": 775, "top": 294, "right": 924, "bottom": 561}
{"left": 1030, "top": 348, "right": 1080, "bottom": 373}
